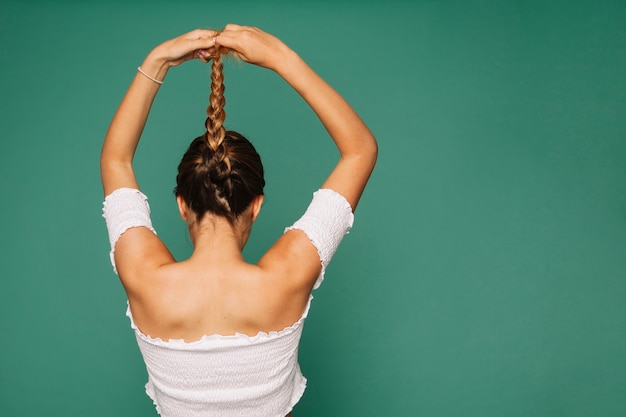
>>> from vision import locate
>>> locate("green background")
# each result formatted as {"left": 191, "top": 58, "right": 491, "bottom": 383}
{"left": 1, "top": 0, "right": 625, "bottom": 416}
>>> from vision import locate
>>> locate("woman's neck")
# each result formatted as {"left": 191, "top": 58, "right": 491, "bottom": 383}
{"left": 187, "top": 214, "right": 251, "bottom": 263}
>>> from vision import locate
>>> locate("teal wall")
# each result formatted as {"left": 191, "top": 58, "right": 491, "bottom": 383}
{"left": 1, "top": 1, "right": 625, "bottom": 416}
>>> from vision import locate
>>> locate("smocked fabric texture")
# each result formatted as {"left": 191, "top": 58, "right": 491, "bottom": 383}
{"left": 102, "top": 188, "right": 354, "bottom": 417}
{"left": 102, "top": 188, "right": 157, "bottom": 274}
{"left": 286, "top": 189, "right": 354, "bottom": 289}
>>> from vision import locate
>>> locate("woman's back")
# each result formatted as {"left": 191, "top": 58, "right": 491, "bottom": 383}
{"left": 126, "top": 268, "right": 310, "bottom": 417}
{"left": 124, "top": 242, "right": 315, "bottom": 342}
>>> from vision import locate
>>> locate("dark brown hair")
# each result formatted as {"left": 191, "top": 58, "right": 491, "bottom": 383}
{"left": 174, "top": 50, "right": 265, "bottom": 223}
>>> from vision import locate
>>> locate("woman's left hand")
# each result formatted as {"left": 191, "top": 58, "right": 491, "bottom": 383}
{"left": 147, "top": 29, "right": 219, "bottom": 68}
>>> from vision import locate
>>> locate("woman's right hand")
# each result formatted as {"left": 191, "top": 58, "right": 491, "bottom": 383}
{"left": 215, "top": 24, "right": 295, "bottom": 72}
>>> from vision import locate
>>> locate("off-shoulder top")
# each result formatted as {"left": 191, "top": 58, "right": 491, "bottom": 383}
{"left": 102, "top": 188, "right": 354, "bottom": 417}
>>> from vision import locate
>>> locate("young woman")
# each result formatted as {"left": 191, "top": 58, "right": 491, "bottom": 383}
{"left": 101, "top": 24, "right": 377, "bottom": 417}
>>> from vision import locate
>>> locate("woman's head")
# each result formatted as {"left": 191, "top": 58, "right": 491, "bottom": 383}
{"left": 174, "top": 51, "right": 265, "bottom": 225}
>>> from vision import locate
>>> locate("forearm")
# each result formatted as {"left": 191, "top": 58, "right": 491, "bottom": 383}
{"left": 102, "top": 54, "right": 169, "bottom": 161}
{"left": 276, "top": 51, "right": 377, "bottom": 161}
{"left": 100, "top": 56, "right": 169, "bottom": 195}
{"left": 276, "top": 51, "right": 377, "bottom": 208}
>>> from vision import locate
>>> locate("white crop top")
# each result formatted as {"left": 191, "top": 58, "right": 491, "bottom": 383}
{"left": 102, "top": 188, "right": 354, "bottom": 417}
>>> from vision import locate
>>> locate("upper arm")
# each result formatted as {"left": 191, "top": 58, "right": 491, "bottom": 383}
{"left": 113, "top": 227, "right": 175, "bottom": 290}
{"left": 258, "top": 188, "right": 354, "bottom": 291}
{"left": 100, "top": 155, "right": 140, "bottom": 197}
{"left": 103, "top": 188, "right": 175, "bottom": 289}
{"left": 321, "top": 148, "right": 377, "bottom": 212}
{"left": 258, "top": 230, "right": 323, "bottom": 293}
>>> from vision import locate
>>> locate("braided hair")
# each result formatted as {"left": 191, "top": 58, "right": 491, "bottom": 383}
{"left": 175, "top": 45, "right": 265, "bottom": 224}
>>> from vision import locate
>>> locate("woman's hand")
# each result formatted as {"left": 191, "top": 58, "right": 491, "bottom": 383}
{"left": 146, "top": 29, "right": 220, "bottom": 68}
{"left": 215, "top": 24, "right": 295, "bottom": 72}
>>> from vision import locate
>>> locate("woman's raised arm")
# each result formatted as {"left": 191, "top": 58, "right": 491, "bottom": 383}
{"left": 100, "top": 29, "right": 219, "bottom": 196}
{"left": 216, "top": 25, "right": 378, "bottom": 210}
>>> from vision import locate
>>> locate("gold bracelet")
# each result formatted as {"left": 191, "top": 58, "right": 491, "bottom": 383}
{"left": 137, "top": 67, "right": 163, "bottom": 85}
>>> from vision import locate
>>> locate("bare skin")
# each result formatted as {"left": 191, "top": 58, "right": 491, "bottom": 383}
{"left": 101, "top": 25, "right": 377, "bottom": 414}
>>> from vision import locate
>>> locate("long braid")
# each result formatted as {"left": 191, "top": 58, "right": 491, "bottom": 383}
{"left": 204, "top": 49, "right": 233, "bottom": 214}
{"left": 205, "top": 54, "right": 226, "bottom": 150}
